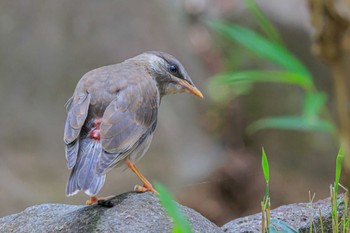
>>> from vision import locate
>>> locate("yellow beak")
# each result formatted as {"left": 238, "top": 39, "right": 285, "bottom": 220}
{"left": 178, "top": 79, "right": 203, "bottom": 98}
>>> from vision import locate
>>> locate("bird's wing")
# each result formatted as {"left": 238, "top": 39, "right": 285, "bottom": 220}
{"left": 96, "top": 79, "right": 159, "bottom": 174}
{"left": 63, "top": 92, "right": 91, "bottom": 168}
{"left": 64, "top": 93, "right": 91, "bottom": 143}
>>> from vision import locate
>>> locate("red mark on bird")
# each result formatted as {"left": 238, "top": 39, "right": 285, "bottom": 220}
{"left": 89, "top": 118, "right": 102, "bottom": 141}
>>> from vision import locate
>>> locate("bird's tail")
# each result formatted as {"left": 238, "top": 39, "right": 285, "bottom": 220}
{"left": 66, "top": 138, "right": 106, "bottom": 196}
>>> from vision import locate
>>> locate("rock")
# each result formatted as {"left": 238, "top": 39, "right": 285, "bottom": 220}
{"left": 298, "top": 197, "right": 344, "bottom": 233}
{"left": 0, "top": 192, "right": 223, "bottom": 233}
{"left": 0, "top": 193, "right": 344, "bottom": 233}
{"left": 222, "top": 197, "right": 344, "bottom": 233}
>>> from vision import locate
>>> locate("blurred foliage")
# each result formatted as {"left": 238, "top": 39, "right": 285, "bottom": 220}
{"left": 244, "top": 0, "right": 284, "bottom": 46}
{"left": 156, "top": 183, "right": 192, "bottom": 233}
{"left": 208, "top": 0, "right": 336, "bottom": 137}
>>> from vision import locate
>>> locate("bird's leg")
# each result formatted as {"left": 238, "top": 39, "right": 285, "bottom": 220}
{"left": 126, "top": 159, "right": 158, "bottom": 194}
{"left": 86, "top": 196, "right": 99, "bottom": 205}
{"left": 86, "top": 195, "right": 114, "bottom": 206}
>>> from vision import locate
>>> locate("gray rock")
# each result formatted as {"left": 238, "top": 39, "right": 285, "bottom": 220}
{"left": 0, "top": 193, "right": 344, "bottom": 233}
{"left": 222, "top": 197, "right": 344, "bottom": 233}
{"left": 298, "top": 197, "right": 344, "bottom": 233}
{"left": 0, "top": 192, "right": 223, "bottom": 233}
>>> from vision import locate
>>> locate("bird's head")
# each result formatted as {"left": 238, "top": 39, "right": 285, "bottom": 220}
{"left": 139, "top": 51, "right": 203, "bottom": 98}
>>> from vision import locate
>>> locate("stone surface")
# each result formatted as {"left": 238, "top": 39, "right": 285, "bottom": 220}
{"left": 222, "top": 197, "right": 343, "bottom": 233}
{"left": 0, "top": 193, "right": 344, "bottom": 233}
{"left": 298, "top": 197, "right": 344, "bottom": 233}
{"left": 0, "top": 192, "right": 223, "bottom": 233}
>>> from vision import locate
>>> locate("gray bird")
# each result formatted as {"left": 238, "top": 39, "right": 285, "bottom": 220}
{"left": 64, "top": 51, "right": 203, "bottom": 204}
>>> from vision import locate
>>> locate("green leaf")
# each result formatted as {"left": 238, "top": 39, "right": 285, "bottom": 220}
{"left": 156, "top": 183, "right": 192, "bottom": 233}
{"left": 211, "top": 70, "right": 313, "bottom": 90}
{"left": 269, "top": 219, "right": 298, "bottom": 233}
{"left": 261, "top": 147, "right": 270, "bottom": 198}
{"left": 261, "top": 148, "right": 270, "bottom": 183}
{"left": 209, "top": 21, "right": 311, "bottom": 77}
{"left": 302, "top": 92, "right": 327, "bottom": 121}
{"left": 344, "top": 218, "right": 350, "bottom": 230}
{"left": 244, "top": 0, "right": 284, "bottom": 46}
{"left": 334, "top": 146, "right": 344, "bottom": 195}
{"left": 247, "top": 116, "right": 335, "bottom": 134}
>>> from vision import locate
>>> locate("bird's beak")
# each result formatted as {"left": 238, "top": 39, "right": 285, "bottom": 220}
{"left": 178, "top": 79, "right": 203, "bottom": 98}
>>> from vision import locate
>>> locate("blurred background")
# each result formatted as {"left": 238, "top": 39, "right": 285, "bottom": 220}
{"left": 0, "top": 0, "right": 343, "bottom": 226}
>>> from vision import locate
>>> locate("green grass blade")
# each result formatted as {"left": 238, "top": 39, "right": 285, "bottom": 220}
{"left": 244, "top": 0, "right": 284, "bottom": 46}
{"left": 335, "top": 146, "right": 344, "bottom": 195}
{"left": 211, "top": 70, "right": 313, "bottom": 90}
{"left": 247, "top": 116, "right": 335, "bottom": 134}
{"left": 344, "top": 219, "right": 350, "bottom": 232}
{"left": 156, "top": 183, "right": 192, "bottom": 233}
{"left": 262, "top": 148, "right": 270, "bottom": 197}
{"left": 262, "top": 148, "right": 270, "bottom": 184}
{"left": 209, "top": 21, "right": 311, "bottom": 77}
{"left": 302, "top": 92, "right": 327, "bottom": 121}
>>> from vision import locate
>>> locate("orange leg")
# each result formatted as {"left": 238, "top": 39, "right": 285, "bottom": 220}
{"left": 126, "top": 159, "right": 158, "bottom": 194}
{"left": 86, "top": 196, "right": 98, "bottom": 205}
{"left": 86, "top": 195, "right": 114, "bottom": 205}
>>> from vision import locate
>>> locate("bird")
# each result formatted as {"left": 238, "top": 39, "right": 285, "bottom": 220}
{"left": 64, "top": 51, "right": 203, "bottom": 205}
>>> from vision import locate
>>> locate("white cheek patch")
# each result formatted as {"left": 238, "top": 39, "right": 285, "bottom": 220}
{"left": 165, "top": 83, "right": 184, "bottom": 94}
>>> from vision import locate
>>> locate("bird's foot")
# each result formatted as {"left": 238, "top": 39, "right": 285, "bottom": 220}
{"left": 86, "top": 195, "right": 114, "bottom": 207}
{"left": 127, "top": 159, "right": 159, "bottom": 194}
{"left": 134, "top": 183, "right": 159, "bottom": 195}
{"left": 86, "top": 196, "right": 98, "bottom": 205}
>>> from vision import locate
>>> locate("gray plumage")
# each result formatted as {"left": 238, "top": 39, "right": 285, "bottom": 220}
{"left": 64, "top": 51, "right": 202, "bottom": 196}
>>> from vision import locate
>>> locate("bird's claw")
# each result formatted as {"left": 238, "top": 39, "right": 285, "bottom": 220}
{"left": 134, "top": 184, "right": 159, "bottom": 195}
{"left": 86, "top": 195, "right": 114, "bottom": 207}
{"left": 86, "top": 196, "right": 98, "bottom": 205}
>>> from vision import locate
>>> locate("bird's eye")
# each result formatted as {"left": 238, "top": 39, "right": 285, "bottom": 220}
{"left": 169, "top": 64, "right": 178, "bottom": 74}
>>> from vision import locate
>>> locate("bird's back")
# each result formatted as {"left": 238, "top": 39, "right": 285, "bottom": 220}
{"left": 64, "top": 61, "right": 160, "bottom": 196}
